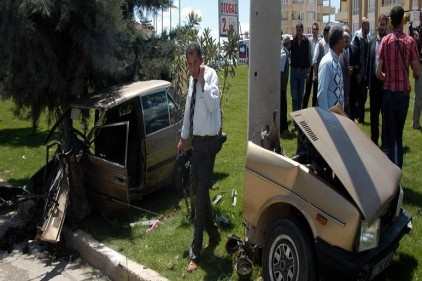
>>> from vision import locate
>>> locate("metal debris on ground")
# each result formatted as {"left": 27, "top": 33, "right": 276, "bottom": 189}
{"left": 216, "top": 214, "right": 230, "bottom": 225}
{"left": 0, "top": 182, "right": 30, "bottom": 208}
{"left": 231, "top": 189, "right": 237, "bottom": 206}
{"left": 145, "top": 220, "right": 161, "bottom": 233}
{"left": 129, "top": 219, "right": 160, "bottom": 228}
{"left": 166, "top": 261, "right": 176, "bottom": 270}
{"left": 236, "top": 255, "right": 253, "bottom": 280}
{"left": 225, "top": 234, "right": 262, "bottom": 280}
{"left": 212, "top": 194, "right": 222, "bottom": 205}
{"left": 225, "top": 234, "right": 243, "bottom": 254}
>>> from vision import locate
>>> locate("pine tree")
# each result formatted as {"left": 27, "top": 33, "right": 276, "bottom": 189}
{"left": 0, "top": 0, "right": 172, "bottom": 134}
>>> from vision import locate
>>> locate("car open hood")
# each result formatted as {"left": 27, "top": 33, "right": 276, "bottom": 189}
{"left": 291, "top": 107, "right": 401, "bottom": 224}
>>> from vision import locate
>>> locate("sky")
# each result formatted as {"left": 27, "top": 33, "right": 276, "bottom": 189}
{"left": 147, "top": 0, "right": 340, "bottom": 40}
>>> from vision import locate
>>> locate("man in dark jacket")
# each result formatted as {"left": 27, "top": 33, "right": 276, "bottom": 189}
{"left": 346, "top": 32, "right": 360, "bottom": 120}
{"left": 290, "top": 22, "right": 311, "bottom": 116}
{"left": 366, "top": 14, "right": 388, "bottom": 148}
{"left": 353, "top": 18, "right": 370, "bottom": 123}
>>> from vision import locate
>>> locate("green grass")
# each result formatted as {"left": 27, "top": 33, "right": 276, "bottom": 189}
{"left": 0, "top": 103, "right": 49, "bottom": 185}
{"left": 1, "top": 65, "right": 421, "bottom": 280}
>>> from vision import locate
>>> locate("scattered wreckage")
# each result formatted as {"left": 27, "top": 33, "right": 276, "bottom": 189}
{"left": 1, "top": 80, "right": 195, "bottom": 245}
{"left": 4, "top": 80, "right": 412, "bottom": 279}
{"left": 241, "top": 107, "right": 412, "bottom": 280}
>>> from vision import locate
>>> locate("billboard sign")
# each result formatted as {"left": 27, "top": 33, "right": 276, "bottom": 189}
{"left": 238, "top": 42, "right": 248, "bottom": 64}
{"left": 239, "top": 43, "right": 247, "bottom": 59}
{"left": 219, "top": 0, "right": 238, "bottom": 37}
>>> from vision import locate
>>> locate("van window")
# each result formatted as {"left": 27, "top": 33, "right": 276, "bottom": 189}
{"left": 142, "top": 91, "right": 172, "bottom": 134}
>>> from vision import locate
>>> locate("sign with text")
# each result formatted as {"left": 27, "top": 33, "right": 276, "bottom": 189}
{"left": 238, "top": 42, "right": 249, "bottom": 64}
{"left": 219, "top": 0, "right": 238, "bottom": 37}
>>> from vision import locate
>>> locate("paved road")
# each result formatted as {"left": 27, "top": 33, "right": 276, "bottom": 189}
{"left": 0, "top": 196, "right": 109, "bottom": 281}
{"left": 0, "top": 242, "right": 109, "bottom": 281}
{"left": 0, "top": 184, "right": 166, "bottom": 281}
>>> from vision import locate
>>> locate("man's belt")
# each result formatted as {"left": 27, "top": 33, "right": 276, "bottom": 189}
{"left": 193, "top": 135, "right": 217, "bottom": 142}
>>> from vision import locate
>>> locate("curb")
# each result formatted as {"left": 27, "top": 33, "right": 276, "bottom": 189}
{"left": 63, "top": 227, "right": 169, "bottom": 281}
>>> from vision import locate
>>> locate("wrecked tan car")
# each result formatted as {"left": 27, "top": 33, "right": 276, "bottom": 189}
{"left": 41, "top": 80, "right": 187, "bottom": 215}
{"left": 243, "top": 107, "right": 412, "bottom": 280}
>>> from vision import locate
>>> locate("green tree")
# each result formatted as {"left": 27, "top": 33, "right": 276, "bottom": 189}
{"left": 198, "top": 28, "right": 219, "bottom": 66}
{"left": 0, "top": 0, "right": 173, "bottom": 134}
{"left": 218, "top": 25, "right": 239, "bottom": 105}
{"left": 169, "top": 13, "right": 238, "bottom": 131}
{"left": 169, "top": 11, "right": 201, "bottom": 106}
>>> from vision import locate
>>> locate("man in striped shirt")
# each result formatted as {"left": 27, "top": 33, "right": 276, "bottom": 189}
{"left": 317, "top": 24, "right": 345, "bottom": 111}
{"left": 376, "top": 6, "right": 420, "bottom": 169}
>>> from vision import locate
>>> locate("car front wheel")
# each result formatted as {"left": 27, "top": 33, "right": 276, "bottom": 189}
{"left": 263, "top": 218, "right": 317, "bottom": 281}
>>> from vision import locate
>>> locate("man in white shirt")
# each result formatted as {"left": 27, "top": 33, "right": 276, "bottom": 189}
{"left": 178, "top": 42, "right": 222, "bottom": 272}
{"left": 311, "top": 25, "right": 331, "bottom": 107}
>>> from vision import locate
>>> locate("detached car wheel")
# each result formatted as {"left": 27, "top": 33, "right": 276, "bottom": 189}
{"left": 263, "top": 218, "right": 317, "bottom": 281}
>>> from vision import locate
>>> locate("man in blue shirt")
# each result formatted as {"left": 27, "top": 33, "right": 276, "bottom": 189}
{"left": 317, "top": 24, "right": 345, "bottom": 111}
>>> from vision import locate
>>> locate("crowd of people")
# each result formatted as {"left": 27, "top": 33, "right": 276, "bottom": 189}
{"left": 280, "top": 5, "right": 421, "bottom": 169}
{"left": 178, "top": 5, "right": 420, "bottom": 273}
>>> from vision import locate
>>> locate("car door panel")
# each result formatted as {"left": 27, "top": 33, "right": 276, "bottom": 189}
{"left": 80, "top": 122, "right": 130, "bottom": 204}
{"left": 142, "top": 91, "right": 181, "bottom": 190}
{"left": 145, "top": 125, "right": 178, "bottom": 188}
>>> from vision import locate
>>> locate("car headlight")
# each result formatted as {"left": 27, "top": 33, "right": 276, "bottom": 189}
{"left": 357, "top": 219, "right": 380, "bottom": 252}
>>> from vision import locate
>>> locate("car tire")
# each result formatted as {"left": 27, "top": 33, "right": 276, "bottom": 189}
{"left": 263, "top": 218, "right": 317, "bottom": 281}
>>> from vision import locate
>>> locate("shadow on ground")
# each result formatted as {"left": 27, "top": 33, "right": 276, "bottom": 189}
{"left": 0, "top": 127, "right": 50, "bottom": 148}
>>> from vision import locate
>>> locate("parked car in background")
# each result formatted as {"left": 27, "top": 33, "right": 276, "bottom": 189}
{"left": 209, "top": 54, "right": 237, "bottom": 69}
{"left": 242, "top": 107, "right": 412, "bottom": 280}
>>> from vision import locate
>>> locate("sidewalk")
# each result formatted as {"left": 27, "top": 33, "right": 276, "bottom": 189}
{"left": 0, "top": 201, "right": 108, "bottom": 281}
{"left": 0, "top": 241, "right": 109, "bottom": 281}
{"left": 63, "top": 227, "right": 169, "bottom": 281}
{"left": 0, "top": 198, "right": 167, "bottom": 281}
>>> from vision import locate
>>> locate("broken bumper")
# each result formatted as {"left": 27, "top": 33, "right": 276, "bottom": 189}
{"left": 314, "top": 210, "right": 412, "bottom": 280}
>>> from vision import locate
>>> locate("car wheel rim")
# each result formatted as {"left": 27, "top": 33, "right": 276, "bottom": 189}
{"left": 271, "top": 235, "right": 298, "bottom": 281}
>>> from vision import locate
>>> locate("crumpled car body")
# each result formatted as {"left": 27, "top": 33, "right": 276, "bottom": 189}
{"left": 41, "top": 80, "right": 186, "bottom": 215}
{"left": 243, "top": 107, "right": 412, "bottom": 280}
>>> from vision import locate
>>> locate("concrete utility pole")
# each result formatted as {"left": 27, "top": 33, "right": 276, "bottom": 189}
{"left": 248, "top": 0, "right": 281, "bottom": 143}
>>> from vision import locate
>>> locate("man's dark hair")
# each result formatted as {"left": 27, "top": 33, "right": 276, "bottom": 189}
{"left": 312, "top": 22, "right": 319, "bottom": 30}
{"left": 378, "top": 13, "right": 388, "bottom": 23}
{"left": 186, "top": 42, "right": 203, "bottom": 58}
{"left": 296, "top": 21, "right": 304, "bottom": 30}
{"left": 323, "top": 24, "right": 331, "bottom": 36}
{"left": 328, "top": 24, "right": 344, "bottom": 48}
{"left": 390, "top": 6, "right": 404, "bottom": 28}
